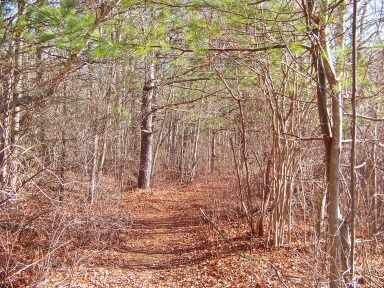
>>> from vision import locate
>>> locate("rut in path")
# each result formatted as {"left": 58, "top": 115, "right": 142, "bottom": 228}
{"left": 108, "top": 183, "right": 224, "bottom": 270}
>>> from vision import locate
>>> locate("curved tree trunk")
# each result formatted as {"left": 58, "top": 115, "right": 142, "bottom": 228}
{"left": 305, "top": 0, "right": 347, "bottom": 286}
{"left": 316, "top": 56, "right": 332, "bottom": 237}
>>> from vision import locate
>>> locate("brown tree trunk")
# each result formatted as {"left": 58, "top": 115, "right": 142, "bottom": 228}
{"left": 0, "top": 68, "right": 11, "bottom": 188}
{"left": 305, "top": 0, "right": 346, "bottom": 285}
{"left": 179, "top": 127, "right": 188, "bottom": 182}
{"left": 349, "top": 0, "right": 358, "bottom": 278}
{"left": 258, "top": 146, "right": 273, "bottom": 237}
{"left": 59, "top": 102, "right": 67, "bottom": 202}
{"left": 138, "top": 60, "right": 155, "bottom": 189}
{"left": 371, "top": 122, "right": 378, "bottom": 232}
{"left": 316, "top": 55, "right": 331, "bottom": 237}
{"left": 190, "top": 117, "right": 201, "bottom": 181}
{"left": 321, "top": 21, "right": 345, "bottom": 288}
{"left": 210, "top": 129, "right": 216, "bottom": 174}
{"left": 88, "top": 131, "right": 99, "bottom": 203}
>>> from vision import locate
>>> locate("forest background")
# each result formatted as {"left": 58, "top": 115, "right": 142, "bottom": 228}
{"left": 0, "top": 0, "right": 383, "bottom": 287}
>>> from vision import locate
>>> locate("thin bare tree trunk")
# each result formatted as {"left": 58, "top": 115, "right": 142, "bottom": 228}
{"left": 230, "top": 137, "right": 245, "bottom": 215}
{"left": 349, "top": 0, "right": 358, "bottom": 279}
{"left": 0, "top": 69, "right": 11, "bottom": 188}
{"left": 190, "top": 117, "right": 201, "bottom": 182}
{"left": 10, "top": 59, "right": 21, "bottom": 191}
{"left": 151, "top": 113, "right": 167, "bottom": 177}
{"left": 59, "top": 102, "right": 67, "bottom": 202}
{"left": 259, "top": 146, "right": 273, "bottom": 237}
{"left": 210, "top": 129, "right": 216, "bottom": 174}
{"left": 168, "top": 117, "right": 178, "bottom": 169}
{"left": 179, "top": 127, "right": 188, "bottom": 182}
{"left": 152, "top": 89, "right": 173, "bottom": 177}
{"left": 88, "top": 131, "right": 99, "bottom": 203}
{"left": 371, "top": 122, "right": 378, "bottom": 232}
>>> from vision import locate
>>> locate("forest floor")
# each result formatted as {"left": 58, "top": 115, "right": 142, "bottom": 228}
{"left": 3, "top": 175, "right": 384, "bottom": 287}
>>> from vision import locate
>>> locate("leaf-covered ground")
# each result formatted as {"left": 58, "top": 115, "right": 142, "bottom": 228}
{"left": 4, "top": 176, "right": 383, "bottom": 287}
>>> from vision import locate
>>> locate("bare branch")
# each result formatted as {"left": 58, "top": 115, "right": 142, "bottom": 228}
{"left": 0, "top": 2, "right": 117, "bottom": 114}
{"left": 200, "top": 208, "right": 289, "bottom": 288}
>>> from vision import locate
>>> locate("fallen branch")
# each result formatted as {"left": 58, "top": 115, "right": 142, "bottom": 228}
{"left": 200, "top": 208, "right": 288, "bottom": 288}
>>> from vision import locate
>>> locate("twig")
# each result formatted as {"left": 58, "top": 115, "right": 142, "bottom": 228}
{"left": 200, "top": 208, "right": 288, "bottom": 288}
{"left": 7, "top": 239, "right": 72, "bottom": 279}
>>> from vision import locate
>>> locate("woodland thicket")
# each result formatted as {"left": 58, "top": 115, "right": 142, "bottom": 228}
{"left": 0, "top": 1, "right": 383, "bottom": 287}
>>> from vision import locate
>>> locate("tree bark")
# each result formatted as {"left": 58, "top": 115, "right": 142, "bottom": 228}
{"left": 138, "top": 60, "right": 155, "bottom": 189}
{"left": 259, "top": 147, "right": 273, "bottom": 237}
{"left": 10, "top": 43, "right": 22, "bottom": 191}
{"left": 305, "top": 0, "right": 346, "bottom": 285}
{"left": 316, "top": 56, "right": 332, "bottom": 237}
{"left": 0, "top": 67, "right": 11, "bottom": 188}
{"left": 349, "top": 0, "right": 358, "bottom": 278}
{"left": 59, "top": 102, "right": 67, "bottom": 202}
{"left": 321, "top": 13, "right": 345, "bottom": 288}
{"left": 179, "top": 127, "right": 188, "bottom": 182}
{"left": 190, "top": 117, "right": 201, "bottom": 181}
{"left": 88, "top": 129, "right": 99, "bottom": 203}
{"left": 210, "top": 129, "right": 216, "bottom": 174}
{"left": 371, "top": 121, "right": 378, "bottom": 232}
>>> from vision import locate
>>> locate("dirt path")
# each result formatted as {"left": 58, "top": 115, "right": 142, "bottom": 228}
{"left": 117, "top": 184, "right": 212, "bottom": 271}
{"left": 41, "top": 182, "right": 229, "bottom": 287}
{"left": 40, "top": 180, "right": 312, "bottom": 287}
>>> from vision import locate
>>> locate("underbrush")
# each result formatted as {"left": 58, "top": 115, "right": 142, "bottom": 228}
{"left": 1, "top": 172, "right": 383, "bottom": 287}
{"left": 0, "top": 174, "right": 132, "bottom": 287}
{"left": 201, "top": 175, "right": 384, "bottom": 287}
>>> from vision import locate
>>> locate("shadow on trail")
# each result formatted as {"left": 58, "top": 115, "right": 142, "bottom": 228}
{"left": 101, "top": 209, "right": 254, "bottom": 271}
{"left": 113, "top": 238, "right": 254, "bottom": 270}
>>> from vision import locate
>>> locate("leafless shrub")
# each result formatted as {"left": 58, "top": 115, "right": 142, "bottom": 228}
{"left": 0, "top": 171, "right": 132, "bottom": 286}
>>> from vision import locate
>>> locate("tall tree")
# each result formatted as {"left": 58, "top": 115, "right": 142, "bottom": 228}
{"left": 138, "top": 58, "right": 156, "bottom": 189}
{"left": 350, "top": 0, "right": 358, "bottom": 280}
{"left": 304, "top": 0, "right": 347, "bottom": 286}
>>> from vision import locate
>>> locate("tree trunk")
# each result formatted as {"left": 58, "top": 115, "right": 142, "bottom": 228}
{"left": 349, "top": 0, "right": 358, "bottom": 278}
{"left": 0, "top": 69, "right": 11, "bottom": 188}
{"left": 179, "top": 127, "right": 188, "bottom": 182}
{"left": 306, "top": 0, "right": 346, "bottom": 285}
{"left": 10, "top": 64, "right": 21, "bottom": 191}
{"left": 316, "top": 56, "right": 332, "bottom": 237}
{"left": 259, "top": 146, "right": 273, "bottom": 237}
{"left": 326, "top": 69, "right": 343, "bottom": 288}
{"left": 1, "top": 2, "right": 25, "bottom": 190}
{"left": 371, "top": 122, "right": 378, "bottom": 232}
{"left": 88, "top": 131, "right": 99, "bottom": 203}
{"left": 138, "top": 60, "right": 155, "bottom": 189}
{"left": 168, "top": 117, "right": 178, "bottom": 169}
{"left": 152, "top": 90, "right": 173, "bottom": 177}
{"left": 210, "top": 129, "right": 216, "bottom": 174}
{"left": 190, "top": 117, "right": 201, "bottom": 181}
{"left": 321, "top": 0, "right": 347, "bottom": 281}
{"left": 59, "top": 102, "right": 67, "bottom": 202}
{"left": 151, "top": 113, "right": 166, "bottom": 177}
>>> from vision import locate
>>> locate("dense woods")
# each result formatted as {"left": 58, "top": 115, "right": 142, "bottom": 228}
{"left": 1, "top": 0, "right": 383, "bottom": 287}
